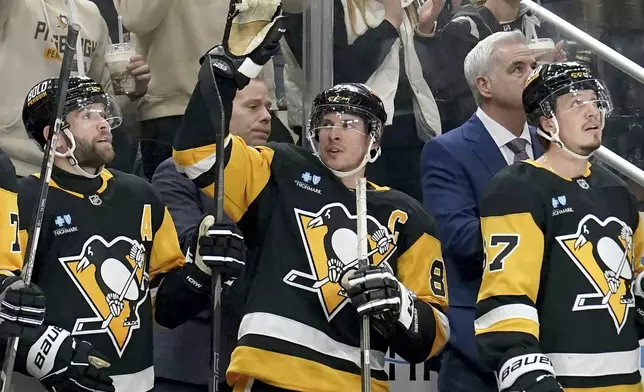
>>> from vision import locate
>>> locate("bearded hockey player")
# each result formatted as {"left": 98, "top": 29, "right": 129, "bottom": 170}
{"left": 168, "top": 17, "right": 450, "bottom": 392}
{"left": 476, "top": 61, "right": 644, "bottom": 392}
{"left": 8, "top": 75, "right": 199, "bottom": 392}
{"left": 0, "top": 149, "right": 47, "bottom": 339}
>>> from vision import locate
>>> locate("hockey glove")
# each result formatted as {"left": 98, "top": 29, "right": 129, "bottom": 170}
{"left": 498, "top": 353, "right": 561, "bottom": 392}
{"left": 505, "top": 372, "right": 563, "bottom": 392}
{"left": 341, "top": 265, "right": 419, "bottom": 339}
{"left": 183, "top": 215, "right": 246, "bottom": 296}
{"left": 631, "top": 271, "right": 644, "bottom": 338}
{"left": 18, "top": 325, "right": 114, "bottom": 392}
{"left": 0, "top": 274, "right": 46, "bottom": 339}
{"left": 202, "top": 1, "right": 285, "bottom": 89}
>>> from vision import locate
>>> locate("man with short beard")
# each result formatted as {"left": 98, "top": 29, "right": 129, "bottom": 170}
{"left": 6, "top": 75, "right": 234, "bottom": 392}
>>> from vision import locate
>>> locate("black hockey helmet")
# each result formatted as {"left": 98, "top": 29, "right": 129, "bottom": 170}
{"left": 307, "top": 83, "right": 387, "bottom": 178}
{"left": 308, "top": 83, "right": 387, "bottom": 139}
{"left": 22, "top": 76, "right": 122, "bottom": 150}
{"left": 523, "top": 61, "right": 613, "bottom": 128}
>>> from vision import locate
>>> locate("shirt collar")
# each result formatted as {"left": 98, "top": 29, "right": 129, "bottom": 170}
{"left": 477, "top": 107, "right": 531, "bottom": 149}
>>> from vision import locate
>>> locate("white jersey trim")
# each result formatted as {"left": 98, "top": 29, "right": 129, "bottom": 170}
{"left": 111, "top": 365, "right": 154, "bottom": 392}
{"left": 175, "top": 135, "right": 232, "bottom": 180}
{"left": 238, "top": 312, "right": 386, "bottom": 371}
{"left": 547, "top": 348, "right": 640, "bottom": 378}
{"left": 475, "top": 304, "right": 539, "bottom": 331}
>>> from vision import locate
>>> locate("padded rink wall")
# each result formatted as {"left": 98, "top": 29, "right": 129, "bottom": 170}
{"left": 386, "top": 346, "right": 644, "bottom": 391}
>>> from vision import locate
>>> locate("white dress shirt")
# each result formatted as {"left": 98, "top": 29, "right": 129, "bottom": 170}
{"left": 477, "top": 107, "right": 534, "bottom": 165}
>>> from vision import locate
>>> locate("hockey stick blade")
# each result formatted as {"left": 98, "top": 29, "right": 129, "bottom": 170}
{"left": 0, "top": 23, "right": 81, "bottom": 392}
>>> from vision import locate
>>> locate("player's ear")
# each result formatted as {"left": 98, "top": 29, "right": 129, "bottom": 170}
{"left": 540, "top": 115, "right": 555, "bottom": 133}
{"left": 43, "top": 125, "right": 66, "bottom": 150}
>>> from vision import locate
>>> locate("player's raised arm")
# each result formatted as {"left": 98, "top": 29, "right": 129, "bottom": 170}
{"left": 172, "top": 15, "right": 285, "bottom": 224}
{"left": 475, "top": 167, "right": 561, "bottom": 392}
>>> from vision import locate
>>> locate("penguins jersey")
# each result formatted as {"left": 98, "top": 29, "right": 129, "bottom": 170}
{"left": 0, "top": 149, "right": 20, "bottom": 274}
{"left": 476, "top": 160, "right": 644, "bottom": 392}
{"left": 12, "top": 167, "right": 184, "bottom": 392}
{"left": 173, "top": 134, "right": 450, "bottom": 391}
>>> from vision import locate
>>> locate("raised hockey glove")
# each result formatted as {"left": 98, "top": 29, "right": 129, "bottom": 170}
{"left": 183, "top": 215, "right": 246, "bottom": 296}
{"left": 202, "top": 1, "right": 285, "bottom": 90}
{"left": 498, "top": 353, "right": 561, "bottom": 392}
{"left": 0, "top": 274, "right": 46, "bottom": 339}
{"left": 19, "top": 325, "right": 114, "bottom": 392}
{"left": 341, "top": 265, "right": 419, "bottom": 339}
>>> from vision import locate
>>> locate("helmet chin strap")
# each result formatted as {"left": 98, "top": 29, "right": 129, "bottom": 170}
{"left": 538, "top": 114, "right": 598, "bottom": 161}
{"left": 54, "top": 127, "right": 103, "bottom": 179}
{"left": 329, "top": 134, "right": 381, "bottom": 179}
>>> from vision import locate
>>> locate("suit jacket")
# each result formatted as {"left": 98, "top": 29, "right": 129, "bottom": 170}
{"left": 420, "top": 113, "right": 543, "bottom": 368}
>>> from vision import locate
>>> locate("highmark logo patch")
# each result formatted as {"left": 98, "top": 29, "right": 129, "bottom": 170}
{"left": 295, "top": 171, "right": 322, "bottom": 194}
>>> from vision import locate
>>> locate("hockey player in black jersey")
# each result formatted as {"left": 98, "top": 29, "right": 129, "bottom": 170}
{"left": 476, "top": 61, "right": 644, "bottom": 392}
{"left": 7, "top": 75, "right": 227, "bottom": 392}
{"left": 0, "top": 149, "right": 47, "bottom": 340}
{"left": 167, "top": 11, "right": 450, "bottom": 392}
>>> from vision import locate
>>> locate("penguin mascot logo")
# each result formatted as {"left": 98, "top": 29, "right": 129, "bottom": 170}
{"left": 556, "top": 214, "right": 635, "bottom": 333}
{"left": 59, "top": 235, "right": 149, "bottom": 357}
{"left": 284, "top": 202, "right": 401, "bottom": 321}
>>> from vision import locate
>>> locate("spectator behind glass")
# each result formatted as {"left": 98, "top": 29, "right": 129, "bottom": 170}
{"left": 0, "top": 0, "right": 150, "bottom": 177}
{"left": 421, "top": 0, "right": 565, "bottom": 132}
{"left": 151, "top": 78, "right": 272, "bottom": 392}
{"left": 420, "top": 31, "right": 542, "bottom": 392}
{"left": 114, "top": 0, "right": 277, "bottom": 181}
{"left": 282, "top": 0, "right": 443, "bottom": 201}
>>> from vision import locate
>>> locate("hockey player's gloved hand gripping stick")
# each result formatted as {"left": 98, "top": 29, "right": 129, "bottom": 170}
{"left": 183, "top": 216, "right": 246, "bottom": 294}
{"left": 0, "top": 23, "right": 111, "bottom": 392}
{"left": 198, "top": 2, "right": 285, "bottom": 389}
{"left": 17, "top": 325, "right": 114, "bottom": 392}
{"left": 0, "top": 275, "right": 47, "bottom": 338}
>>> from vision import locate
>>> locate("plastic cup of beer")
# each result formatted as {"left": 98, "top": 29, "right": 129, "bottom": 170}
{"left": 105, "top": 43, "right": 136, "bottom": 96}
{"left": 528, "top": 38, "right": 557, "bottom": 64}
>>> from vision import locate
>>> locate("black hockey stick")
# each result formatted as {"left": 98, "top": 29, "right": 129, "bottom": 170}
{"left": 0, "top": 23, "right": 81, "bottom": 392}
{"left": 197, "top": 53, "right": 226, "bottom": 392}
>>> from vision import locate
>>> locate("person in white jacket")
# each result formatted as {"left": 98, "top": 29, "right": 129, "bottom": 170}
{"left": 0, "top": 0, "right": 150, "bottom": 178}
{"left": 282, "top": 0, "right": 445, "bottom": 201}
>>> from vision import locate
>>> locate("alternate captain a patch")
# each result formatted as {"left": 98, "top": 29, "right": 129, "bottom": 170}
{"left": 556, "top": 214, "right": 636, "bottom": 333}
{"left": 284, "top": 202, "right": 406, "bottom": 321}
{"left": 59, "top": 235, "right": 149, "bottom": 357}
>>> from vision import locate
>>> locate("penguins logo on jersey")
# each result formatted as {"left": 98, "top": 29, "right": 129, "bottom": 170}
{"left": 284, "top": 202, "right": 404, "bottom": 321}
{"left": 59, "top": 235, "right": 149, "bottom": 357}
{"left": 556, "top": 214, "right": 635, "bottom": 333}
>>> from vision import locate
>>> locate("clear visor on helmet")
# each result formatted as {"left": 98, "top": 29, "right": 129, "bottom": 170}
{"left": 541, "top": 79, "right": 614, "bottom": 119}
{"left": 307, "top": 104, "right": 382, "bottom": 156}
{"left": 64, "top": 93, "right": 123, "bottom": 130}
